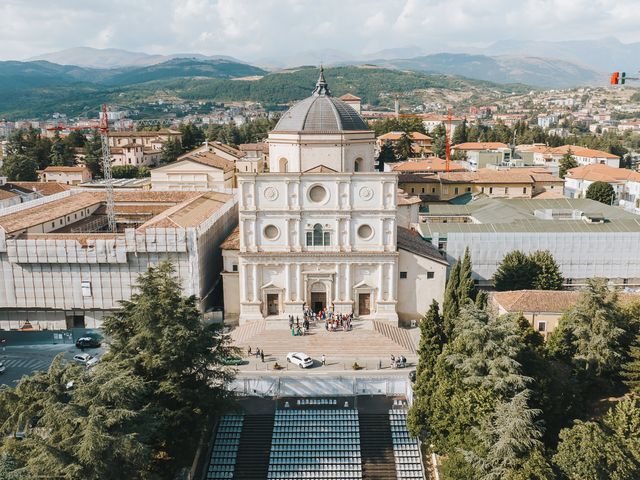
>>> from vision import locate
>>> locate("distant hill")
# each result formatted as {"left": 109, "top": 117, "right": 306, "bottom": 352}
{"left": 0, "top": 63, "right": 530, "bottom": 119}
{"left": 27, "top": 47, "right": 244, "bottom": 69}
{"left": 359, "top": 53, "right": 605, "bottom": 88}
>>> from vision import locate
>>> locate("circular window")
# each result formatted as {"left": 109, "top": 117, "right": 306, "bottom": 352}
{"left": 357, "top": 224, "right": 373, "bottom": 240}
{"left": 309, "top": 185, "right": 327, "bottom": 203}
{"left": 263, "top": 225, "right": 280, "bottom": 240}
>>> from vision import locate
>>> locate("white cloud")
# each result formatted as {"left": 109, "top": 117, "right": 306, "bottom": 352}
{"left": 0, "top": 0, "right": 639, "bottom": 61}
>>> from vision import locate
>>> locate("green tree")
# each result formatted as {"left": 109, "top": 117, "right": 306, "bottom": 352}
{"left": 553, "top": 397, "right": 640, "bottom": 480}
{"left": 103, "top": 262, "right": 236, "bottom": 469}
{"left": 83, "top": 132, "right": 103, "bottom": 178}
{"left": 179, "top": 123, "right": 204, "bottom": 152}
{"left": 48, "top": 132, "right": 75, "bottom": 166}
{"left": 1, "top": 154, "right": 38, "bottom": 181}
{"left": 394, "top": 131, "right": 415, "bottom": 160}
{"left": 458, "top": 247, "right": 476, "bottom": 305}
{"left": 443, "top": 259, "right": 461, "bottom": 339}
{"left": 529, "top": 250, "right": 564, "bottom": 290}
{"left": 64, "top": 130, "right": 87, "bottom": 148}
{"left": 431, "top": 123, "right": 447, "bottom": 158}
{"left": 160, "top": 137, "right": 183, "bottom": 164}
{"left": 554, "top": 279, "right": 627, "bottom": 375}
{"left": 376, "top": 141, "right": 397, "bottom": 171}
{"left": 111, "top": 165, "right": 140, "bottom": 179}
{"left": 585, "top": 181, "right": 615, "bottom": 205}
{"left": 408, "top": 300, "right": 446, "bottom": 439}
{"left": 452, "top": 119, "right": 468, "bottom": 145}
{"left": 493, "top": 251, "right": 536, "bottom": 291}
{"left": 622, "top": 340, "right": 640, "bottom": 394}
{"left": 558, "top": 150, "right": 578, "bottom": 178}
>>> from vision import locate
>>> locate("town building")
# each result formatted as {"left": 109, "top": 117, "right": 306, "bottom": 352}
{"left": 451, "top": 142, "right": 511, "bottom": 170}
{"left": 421, "top": 113, "right": 465, "bottom": 135}
{"left": 417, "top": 197, "right": 640, "bottom": 288}
{"left": 222, "top": 70, "right": 447, "bottom": 325}
{"left": 0, "top": 190, "right": 237, "bottom": 330}
{"left": 107, "top": 129, "right": 181, "bottom": 150}
{"left": 37, "top": 166, "right": 92, "bottom": 185}
{"left": 391, "top": 158, "right": 466, "bottom": 174}
{"left": 549, "top": 145, "right": 620, "bottom": 168}
{"left": 398, "top": 168, "right": 563, "bottom": 203}
{"left": 0, "top": 179, "right": 39, "bottom": 210}
{"left": 110, "top": 142, "right": 161, "bottom": 167}
{"left": 238, "top": 143, "right": 269, "bottom": 173}
{"left": 490, "top": 290, "right": 640, "bottom": 338}
{"left": 376, "top": 132, "right": 433, "bottom": 157}
{"left": 339, "top": 93, "right": 362, "bottom": 114}
{"left": 150, "top": 151, "right": 235, "bottom": 191}
{"left": 564, "top": 163, "right": 640, "bottom": 211}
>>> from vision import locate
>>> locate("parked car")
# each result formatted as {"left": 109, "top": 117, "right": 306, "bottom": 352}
{"left": 73, "top": 353, "right": 94, "bottom": 365}
{"left": 221, "top": 356, "right": 245, "bottom": 366}
{"left": 75, "top": 337, "right": 101, "bottom": 349}
{"left": 0, "top": 362, "right": 5, "bottom": 374}
{"left": 286, "top": 352, "right": 314, "bottom": 368}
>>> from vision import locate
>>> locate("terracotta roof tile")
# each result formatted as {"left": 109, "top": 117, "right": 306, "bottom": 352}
{"left": 566, "top": 164, "right": 640, "bottom": 182}
{"left": 491, "top": 289, "right": 640, "bottom": 313}
{"left": 220, "top": 226, "right": 240, "bottom": 250}
{"left": 452, "top": 142, "right": 509, "bottom": 150}
{"left": 550, "top": 145, "right": 619, "bottom": 159}
{"left": 392, "top": 158, "right": 465, "bottom": 173}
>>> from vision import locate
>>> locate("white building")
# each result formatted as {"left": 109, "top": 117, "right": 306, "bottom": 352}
{"left": 550, "top": 145, "right": 620, "bottom": 168}
{"left": 564, "top": 163, "right": 640, "bottom": 212}
{"left": 223, "top": 70, "right": 447, "bottom": 325}
{"left": 0, "top": 190, "right": 237, "bottom": 329}
{"left": 150, "top": 151, "right": 235, "bottom": 191}
{"left": 37, "top": 166, "right": 92, "bottom": 185}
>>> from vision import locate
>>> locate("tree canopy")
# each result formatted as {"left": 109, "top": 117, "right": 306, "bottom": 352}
{"left": 585, "top": 181, "right": 615, "bottom": 205}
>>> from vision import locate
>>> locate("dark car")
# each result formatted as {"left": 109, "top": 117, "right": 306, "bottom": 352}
{"left": 75, "top": 337, "right": 101, "bottom": 349}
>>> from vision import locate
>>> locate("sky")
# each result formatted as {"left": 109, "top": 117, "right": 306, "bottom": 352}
{"left": 1, "top": 0, "right": 640, "bottom": 61}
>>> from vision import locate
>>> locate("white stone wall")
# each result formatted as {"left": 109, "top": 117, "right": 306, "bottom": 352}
{"left": 397, "top": 249, "right": 446, "bottom": 323}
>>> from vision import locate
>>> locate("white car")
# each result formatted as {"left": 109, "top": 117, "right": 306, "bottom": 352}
{"left": 286, "top": 352, "right": 313, "bottom": 368}
{"left": 73, "top": 353, "right": 94, "bottom": 366}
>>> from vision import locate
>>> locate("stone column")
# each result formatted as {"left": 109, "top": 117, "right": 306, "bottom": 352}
{"left": 252, "top": 263, "right": 258, "bottom": 302}
{"left": 377, "top": 263, "right": 384, "bottom": 302}
{"left": 334, "top": 264, "right": 341, "bottom": 303}
{"left": 296, "top": 263, "right": 302, "bottom": 302}
{"left": 387, "top": 262, "right": 395, "bottom": 301}
{"left": 345, "top": 264, "right": 352, "bottom": 302}
{"left": 285, "top": 263, "right": 291, "bottom": 302}
{"left": 239, "top": 262, "right": 247, "bottom": 302}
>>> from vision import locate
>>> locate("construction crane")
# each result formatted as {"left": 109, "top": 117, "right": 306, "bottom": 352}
{"left": 99, "top": 104, "right": 116, "bottom": 233}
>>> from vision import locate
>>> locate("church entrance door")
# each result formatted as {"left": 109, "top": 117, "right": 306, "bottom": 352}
{"left": 266, "top": 294, "right": 279, "bottom": 316}
{"left": 311, "top": 292, "right": 326, "bottom": 313}
{"left": 358, "top": 293, "right": 371, "bottom": 316}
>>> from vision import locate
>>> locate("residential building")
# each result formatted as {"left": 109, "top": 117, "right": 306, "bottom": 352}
{"left": 150, "top": 151, "right": 235, "bottom": 191}
{"left": 238, "top": 143, "right": 269, "bottom": 173}
{"left": 550, "top": 145, "right": 620, "bottom": 168}
{"left": 397, "top": 168, "right": 563, "bottom": 202}
{"left": 451, "top": 142, "right": 511, "bottom": 171}
{"left": 376, "top": 131, "right": 433, "bottom": 157}
{"left": 417, "top": 197, "right": 640, "bottom": 287}
{"left": 564, "top": 163, "right": 640, "bottom": 211}
{"left": 223, "top": 70, "right": 447, "bottom": 325}
{"left": 391, "top": 158, "right": 466, "bottom": 174}
{"left": 339, "top": 93, "right": 362, "bottom": 114}
{"left": 107, "top": 129, "right": 181, "bottom": 150}
{"left": 0, "top": 190, "right": 237, "bottom": 329}
{"left": 37, "top": 166, "right": 92, "bottom": 185}
{"left": 537, "top": 114, "right": 558, "bottom": 128}
{"left": 490, "top": 290, "right": 640, "bottom": 338}
{"left": 421, "top": 114, "right": 464, "bottom": 135}
{"left": 110, "top": 142, "right": 161, "bottom": 167}
{"left": 185, "top": 141, "right": 245, "bottom": 163}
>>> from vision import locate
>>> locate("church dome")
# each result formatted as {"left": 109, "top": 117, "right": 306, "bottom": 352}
{"left": 272, "top": 68, "right": 368, "bottom": 133}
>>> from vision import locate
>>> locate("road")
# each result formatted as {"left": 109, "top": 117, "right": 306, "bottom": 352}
{"left": 0, "top": 344, "right": 105, "bottom": 386}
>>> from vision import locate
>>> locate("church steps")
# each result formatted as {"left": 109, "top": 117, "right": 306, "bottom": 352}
{"left": 372, "top": 321, "right": 418, "bottom": 355}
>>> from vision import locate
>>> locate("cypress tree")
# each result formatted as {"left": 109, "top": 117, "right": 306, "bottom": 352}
{"left": 443, "top": 259, "right": 461, "bottom": 340}
{"left": 458, "top": 247, "right": 476, "bottom": 304}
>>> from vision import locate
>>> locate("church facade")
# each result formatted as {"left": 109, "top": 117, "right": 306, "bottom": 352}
{"left": 224, "top": 70, "right": 448, "bottom": 325}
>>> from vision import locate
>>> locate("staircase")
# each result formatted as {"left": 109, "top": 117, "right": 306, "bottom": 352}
{"left": 373, "top": 321, "right": 418, "bottom": 355}
{"left": 359, "top": 413, "right": 398, "bottom": 480}
{"left": 233, "top": 414, "right": 274, "bottom": 480}
{"left": 230, "top": 320, "right": 266, "bottom": 345}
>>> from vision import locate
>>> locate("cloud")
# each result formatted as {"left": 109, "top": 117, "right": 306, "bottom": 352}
{"left": 0, "top": 0, "right": 639, "bottom": 61}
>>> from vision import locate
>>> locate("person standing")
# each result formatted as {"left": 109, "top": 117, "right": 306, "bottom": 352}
{"left": 260, "top": 350, "right": 265, "bottom": 363}
{"left": 321, "top": 354, "right": 326, "bottom": 366}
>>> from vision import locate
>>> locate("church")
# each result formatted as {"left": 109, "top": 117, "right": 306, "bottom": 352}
{"left": 221, "top": 69, "right": 448, "bottom": 325}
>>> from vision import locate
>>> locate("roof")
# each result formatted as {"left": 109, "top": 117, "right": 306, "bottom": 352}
{"left": 339, "top": 93, "right": 361, "bottom": 101}
{"left": 491, "top": 289, "right": 640, "bottom": 313}
{"left": 11, "top": 182, "right": 71, "bottom": 196}
{"left": 137, "top": 192, "right": 233, "bottom": 230}
{"left": 155, "top": 151, "right": 235, "bottom": 173}
{"left": 452, "top": 142, "right": 509, "bottom": 151}
{"left": 397, "top": 173, "right": 440, "bottom": 184}
{"left": 0, "top": 188, "right": 19, "bottom": 201}
{"left": 239, "top": 143, "right": 267, "bottom": 152}
{"left": 550, "top": 145, "right": 619, "bottom": 159}
{"left": 397, "top": 227, "right": 448, "bottom": 264}
{"left": 378, "top": 131, "right": 431, "bottom": 141}
{"left": 109, "top": 130, "right": 180, "bottom": 138}
{"left": 41, "top": 166, "right": 89, "bottom": 173}
{"left": 272, "top": 68, "right": 369, "bottom": 133}
{"left": 221, "top": 226, "right": 240, "bottom": 250}
{"left": 209, "top": 142, "right": 244, "bottom": 159}
{"left": 397, "top": 189, "right": 422, "bottom": 206}
{"left": 393, "top": 158, "right": 464, "bottom": 173}
{"left": 304, "top": 165, "right": 338, "bottom": 173}
{"left": 566, "top": 164, "right": 640, "bottom": 183}
{"left": 418, "top": 197, "right": 640, "bottom": 235}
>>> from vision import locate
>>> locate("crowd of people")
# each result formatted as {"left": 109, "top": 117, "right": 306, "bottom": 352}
{"left": 287, "top": 306, "right": 355, "bottom": 336}
{"left": 390, "top": 354, "right": 407, "bottom": 368}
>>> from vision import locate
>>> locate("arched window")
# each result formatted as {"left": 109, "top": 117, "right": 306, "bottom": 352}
{"left": 279, "top": 157, "right": 288, "bottom": 172}
{"left": 306, "top": 223, "right": 331, "bottom": 246}
{"left": 354, "top": 157, "right": 363, "bottom": 172}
